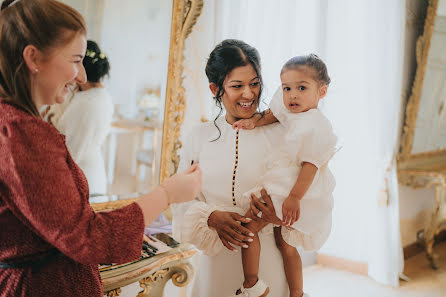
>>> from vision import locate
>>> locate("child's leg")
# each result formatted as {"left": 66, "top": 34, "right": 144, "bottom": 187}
{"left": 240, "top": 210, "right": 268, "bottom": 289}
{"left": 273, "top": 226, "right": 304, "bottom": 297}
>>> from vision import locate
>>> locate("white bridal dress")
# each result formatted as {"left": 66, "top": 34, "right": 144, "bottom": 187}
{"left": 49, "top": 88, "right": 114, "bottom": 194}
{"left": 172, "top": 116, "right": 289, "bottom": 297}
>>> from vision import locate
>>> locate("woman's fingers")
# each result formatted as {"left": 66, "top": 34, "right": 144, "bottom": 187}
{"left": 260, "top": 188, "right": 273, "bottom": 205}
{"left": 231, "top": 213, "right": 252, "bottom": 225}
{"left": 218, "top": 235, "right": 236, "bottom": 251}
{"left": 185, "top": 163, "right": 199, "bottom": 173}
{"left": 250, "top": 198, "right": 261, "bottom": 217}
{"left": 222, "top": 229, "right": 248, "bottom": 248}
{"left": 250, "top": 193, "right": 268, "bottom": 213}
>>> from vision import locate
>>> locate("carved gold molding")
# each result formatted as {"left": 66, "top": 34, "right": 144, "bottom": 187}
{"left": 137, "top": 268, "right": 170, "bottom": 297}
{"left": 399, "top": 0, "right": 439, "bottom": 161}
{"left": 105, "top": 288, "right": 122, "bottom": 297}
{"left": 160, "top": 0, "right": 204, "bottom": 182}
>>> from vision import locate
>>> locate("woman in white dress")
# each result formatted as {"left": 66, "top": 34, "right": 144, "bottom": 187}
{"left": 172, "top": 39, "right": 289, "bottom": 297}
{"left": 47, "top": 40, "right": 113, "bottom": 194}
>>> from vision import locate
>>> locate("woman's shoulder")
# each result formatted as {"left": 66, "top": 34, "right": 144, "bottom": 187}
{"left": 0, "top": 102, "right": 65, "bottom": 145}
{"left": 75, "top": 88, "right": 112, "bottom": 103}
{"left": 69, "top": 89, "right": 113, "bottom": 113}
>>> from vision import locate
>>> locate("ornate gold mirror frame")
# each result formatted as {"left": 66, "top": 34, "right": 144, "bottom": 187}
{"left": 398, "top": 0, "right": 446, "bottom": 269}
{"left": 398, "top": 0, "right": 443, "bottom": 167}
{"left": 92, "top": 0, "right": 203, "bottom": 212}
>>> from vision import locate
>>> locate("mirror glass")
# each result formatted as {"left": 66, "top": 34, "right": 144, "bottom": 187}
{"left": 411, "top": 0, "right": 446, "bottom": 154}
{"left": 60, "top": 0, "right": 172, "bottom": 203}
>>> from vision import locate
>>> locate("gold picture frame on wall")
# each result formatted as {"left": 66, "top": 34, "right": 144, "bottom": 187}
{"left": 92, "top": 0, "right": 203, "bottom": 212}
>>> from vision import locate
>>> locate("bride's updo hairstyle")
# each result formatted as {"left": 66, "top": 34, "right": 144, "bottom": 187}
{"left": 205, "top": 39, "right": 263, "bottom": 139}
{"left": 0, "top": 0, "right": 86, "bottom": 117}
{"left": 83, "top": 40, "right": 110, "bottom": 83}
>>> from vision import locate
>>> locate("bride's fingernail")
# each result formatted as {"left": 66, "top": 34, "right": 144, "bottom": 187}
{"left": 242, "top": 245, "right": 249, "bottom": 248}
{"left": 245, "top": 218, "right": 252, "bottom": 222}
{"left": 249, "top": 233, "right": 254, "bottom": 236}
{"left": 248, "top": 238, "right": 253, "bottom": 242}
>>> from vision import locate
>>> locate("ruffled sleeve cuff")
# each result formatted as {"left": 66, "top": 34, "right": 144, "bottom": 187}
{"left": 181, "top": 202, "right": 223, "bottom": 256}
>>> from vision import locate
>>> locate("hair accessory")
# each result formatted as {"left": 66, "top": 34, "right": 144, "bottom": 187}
{"left": 85, "top": 49, "right": 106, "bottom": 64}
{"left": 8, "top": 0, "right": 20, "bottom": 7}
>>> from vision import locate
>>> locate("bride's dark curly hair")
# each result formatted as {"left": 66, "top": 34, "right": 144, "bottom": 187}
{"left": 83, "top": 40, "right": 110, "bottom": 83}
{"left": 205, "top": 39, "right": 263, "bottom": 141}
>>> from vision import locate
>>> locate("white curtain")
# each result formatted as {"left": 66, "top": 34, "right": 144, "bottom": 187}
{"left": 182, "top": 0, "right": 405, "bottom": 286}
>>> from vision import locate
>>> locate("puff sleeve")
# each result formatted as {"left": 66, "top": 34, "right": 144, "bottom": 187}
{"left": 171, "top": 127, "right": 223, "bottom": 256}
{"left": 269, "top": 87, "right": 288, "bottom": 124}
{"left": 287, "top": 111, "right": 337, "bottom": 169}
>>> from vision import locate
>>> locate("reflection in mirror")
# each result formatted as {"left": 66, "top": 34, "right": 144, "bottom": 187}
{"left": 60, "top": 0, "right": 172, "bottom": 203}
{"left": 411, "top": 0, "right": 446, "bottom": 154}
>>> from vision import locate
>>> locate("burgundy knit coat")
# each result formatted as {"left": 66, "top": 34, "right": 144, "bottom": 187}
{"left": 0, "top": 101, "right": 145, "bottom": 297}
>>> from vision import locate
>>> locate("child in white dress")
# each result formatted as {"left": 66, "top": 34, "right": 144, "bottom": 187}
{"left": 231, "top": 54, "right": 337, "bottom": 297}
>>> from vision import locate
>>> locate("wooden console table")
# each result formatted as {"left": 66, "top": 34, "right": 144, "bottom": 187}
{"left": 100, "top": 243, "right": 197, "bottom": 297}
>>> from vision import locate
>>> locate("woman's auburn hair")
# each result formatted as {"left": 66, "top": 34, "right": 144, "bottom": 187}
{"left": 0, "top": 0, "right": 87, "bottom": 117}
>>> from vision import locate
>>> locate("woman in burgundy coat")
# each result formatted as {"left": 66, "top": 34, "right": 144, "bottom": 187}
{"left": 0, "top": 0, "right": 201, "bottom": 296}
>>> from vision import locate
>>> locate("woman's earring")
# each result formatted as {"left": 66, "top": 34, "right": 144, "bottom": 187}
{"left": 34, "top": 68, "right": 39, "bottom": 74}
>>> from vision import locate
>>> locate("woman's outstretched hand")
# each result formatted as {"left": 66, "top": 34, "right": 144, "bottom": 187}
{"left": 250, "top": 189, "right": 283, "bottom": 226}
{"left": 207, "top": 211, "right": 254, "bottom": 251}
{"left": 160, "top": 163, "right": 202, "bottom": 204}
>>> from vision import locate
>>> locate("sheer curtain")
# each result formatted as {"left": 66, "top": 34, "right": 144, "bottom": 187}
{"left": 182, "top": 0, "right": 405, "bottom": 286}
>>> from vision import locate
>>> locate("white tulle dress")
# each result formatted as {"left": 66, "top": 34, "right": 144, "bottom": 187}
{"left": 172, "top": 117, "right": 289, "bottom": 297}
{"left": 48, "top": 88, "right": 114, "bottom": 194}
{"left": 240, "top": 87, "right": 337, "bottom": 251}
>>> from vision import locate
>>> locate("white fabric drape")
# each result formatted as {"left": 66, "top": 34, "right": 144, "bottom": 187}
{"left": 182, "top": 0, "right": 405, "bottom": 287}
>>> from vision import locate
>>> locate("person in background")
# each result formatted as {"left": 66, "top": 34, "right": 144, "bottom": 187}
{"left": 0, "top": 1, "right": 201, "bottom": 296}
{"left": 46, "top": 39, "right": 113, "bottom": 195}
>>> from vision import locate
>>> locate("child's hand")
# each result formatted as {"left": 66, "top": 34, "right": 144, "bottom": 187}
{"left": 232, "top": 118, "right": 257, "bottom": 130}
{"left": 282, "top": 196, "right": 301, "bottom": 226}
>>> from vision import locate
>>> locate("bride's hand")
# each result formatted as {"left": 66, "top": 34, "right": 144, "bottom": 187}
{"left": 207, "top": 210, "right": 254, "bottom": 251}
{"left": 250, "top": 189, "right": 283, "bottom": 226}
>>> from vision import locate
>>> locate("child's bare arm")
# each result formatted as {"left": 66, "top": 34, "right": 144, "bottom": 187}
{"left": 282, "top": 162, "right": 318, "bottom": 226}
{"left": 289, "top": 162, "right": 318, "bottom": 200}
{"left": 232, "top": 109, "right": 278, "bottom": 130}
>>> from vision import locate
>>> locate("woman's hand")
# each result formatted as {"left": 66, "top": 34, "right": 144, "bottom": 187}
{"left": 282, "top": 196, "right": 301, "bottom": 226}
{"left": 207, "top": 211, "right": 254, "bottom": 251}
{"left": 250, "top": 189, "right": 283, "bottom": 226}
{"left": 160, "top": 163, "right": 202, "bottom": 204}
